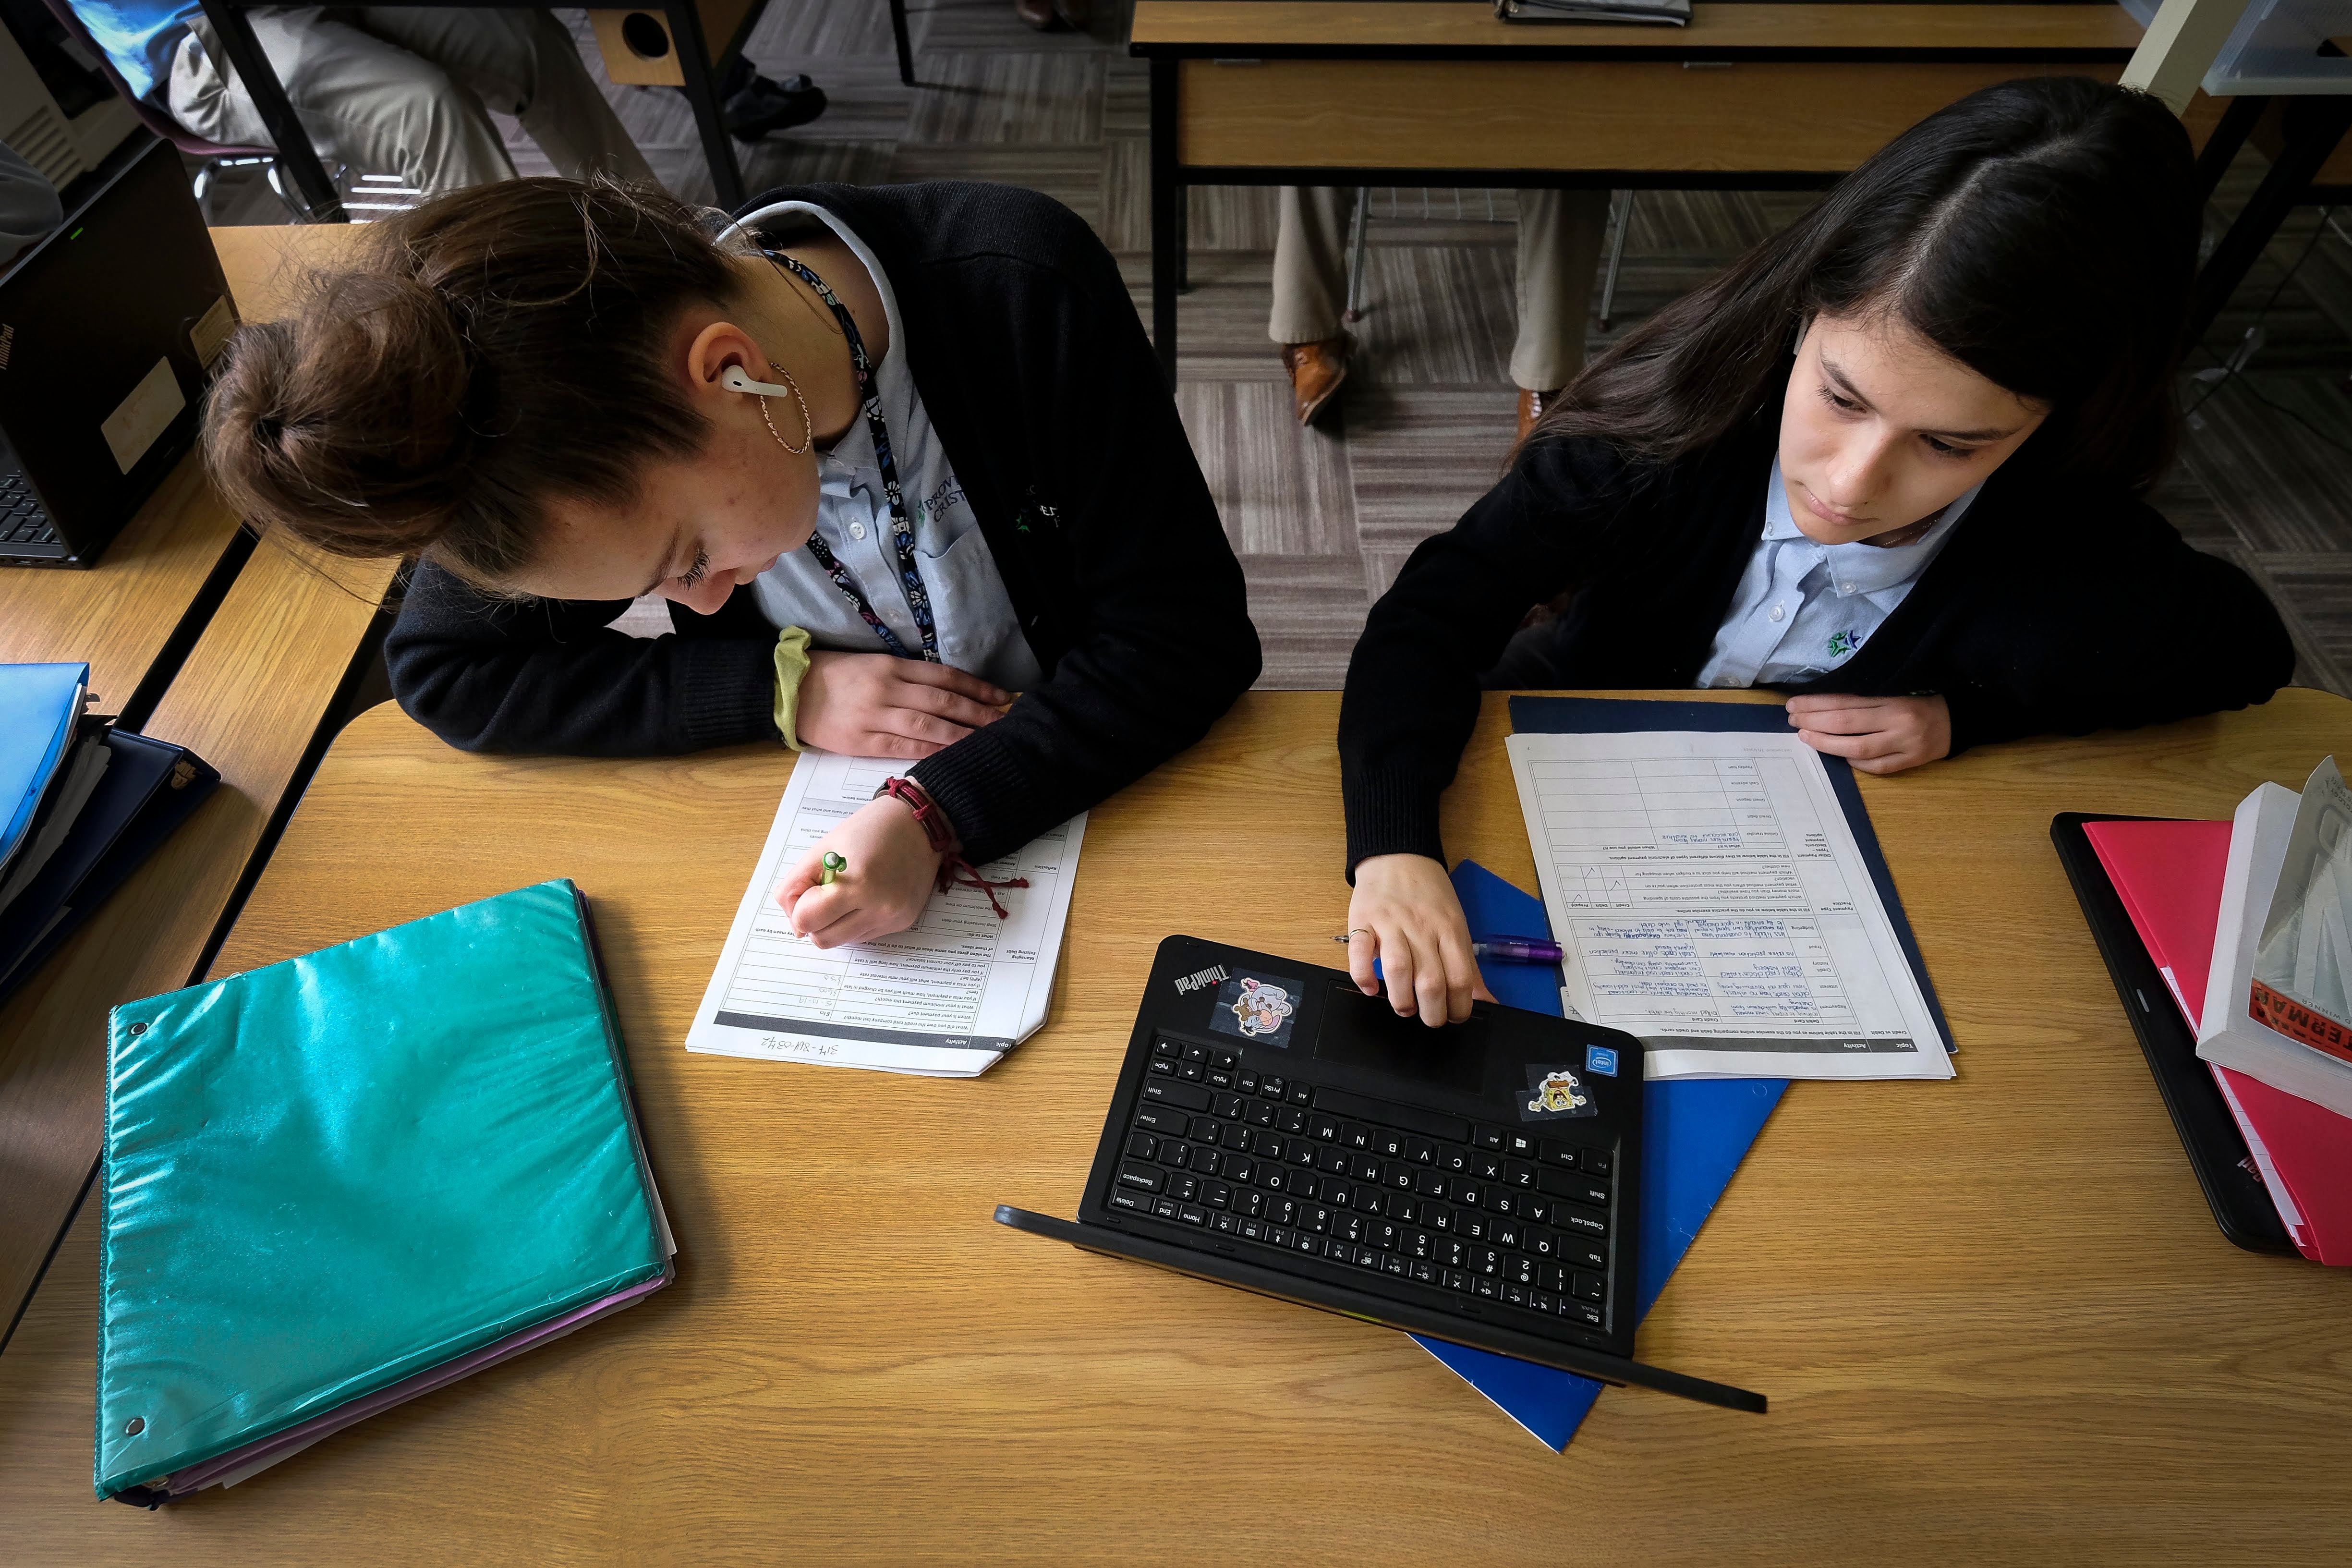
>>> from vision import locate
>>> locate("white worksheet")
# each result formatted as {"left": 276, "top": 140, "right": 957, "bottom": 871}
{"left": 685, "top": 752, "right": 1085, "bottom": 1077}
{"left": 1505, "top": 730, "right": 1952, "bottom": 1081}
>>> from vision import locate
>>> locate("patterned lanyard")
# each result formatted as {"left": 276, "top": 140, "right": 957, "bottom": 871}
{"left": 766, "top": 249, "right": 938, "bottom": 663}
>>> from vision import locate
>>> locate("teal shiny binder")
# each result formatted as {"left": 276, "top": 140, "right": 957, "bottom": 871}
{"left": 96, "top": 879, "right": 671, "bottom": 1502}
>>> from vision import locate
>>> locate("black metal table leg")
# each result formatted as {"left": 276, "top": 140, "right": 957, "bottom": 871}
{"left": 889, "top": 0, "right": 916, "bottom": 87}
{"left": 2194, "top": 94, "right": 2268, "bottom": 205}
{"left": 197, "top": 0, "right": 345, "bottom": 220}
{"left": 2185, "top": 93, "right": 2352, "bottom": 349}
{"left": 667, "top": 0, "right": 745, "bottom": 208}
{"left": 1150, "top": 57, "right": 1181, "bottom": 386}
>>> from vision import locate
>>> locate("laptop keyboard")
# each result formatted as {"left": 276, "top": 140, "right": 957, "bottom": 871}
{"left": 2, "top": 470, "right": 60, "bottom": 547}
{"left": 1108, "top": 1036, "right": 1620, "bottom": 1333}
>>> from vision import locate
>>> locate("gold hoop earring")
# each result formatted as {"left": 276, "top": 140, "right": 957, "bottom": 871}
{"left": 755, "top": 359, "right": 814, "bottom": 455}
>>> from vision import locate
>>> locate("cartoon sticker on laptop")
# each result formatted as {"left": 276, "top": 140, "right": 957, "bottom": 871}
{"left": 1209, "top": 972, "right": 1303, "bottom": 1047}
{"left": 1520, "top": 1064, "right": 1599, "bottom": 1121}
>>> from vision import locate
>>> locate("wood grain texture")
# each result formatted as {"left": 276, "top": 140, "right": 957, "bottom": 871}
{"left": 0, "top": 541, "right": 397, "bottom": 1339}
{"left": 0, "top": 455, "right": 241, "bottom": 712}
{"left": 1129, "top": 1, "right": 2144, "bottom": 52}
{"left": 1178, "top": 58, "right": 2123, "bottom": 173}
{"left": 0, "top": 221, "right": 388, "bottom": 1338}
{"left": 3, "top": 689, "right": 2348, "bottom": 1561}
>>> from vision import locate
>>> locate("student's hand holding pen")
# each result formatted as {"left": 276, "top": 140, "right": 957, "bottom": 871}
{"left": 1344, "top": 853, "right": 1497, "bottom": 1029}
{"left": 797, "top": 652, "right": 1010, "bottom": 760}
{"left": 775, "top": 797, "right": 944, "bottom": 948}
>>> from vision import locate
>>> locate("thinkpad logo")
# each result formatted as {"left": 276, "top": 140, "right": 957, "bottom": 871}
{"left": 1172, "top": 963, "right": 1229, "bottom": 996}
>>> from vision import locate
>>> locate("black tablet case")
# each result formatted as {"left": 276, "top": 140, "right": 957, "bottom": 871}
{"left": 2048, "top": 813, "right": 2296, "bottom": 1256}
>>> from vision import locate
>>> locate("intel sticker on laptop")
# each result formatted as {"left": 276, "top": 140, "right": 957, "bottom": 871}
{"left": 1522, "top": 1065, "right": 1597, "bottom": 1121}
{"left": 1209, "top": 972, "right": 1302, "bottom": 1048}
{"left": 1584, "top": 1044, "right": 1620, "bottom": 1078}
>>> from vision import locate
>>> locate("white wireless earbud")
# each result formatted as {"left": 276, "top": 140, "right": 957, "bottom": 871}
{"left": 720, "top": 365, "right": 799, "bottom": 398}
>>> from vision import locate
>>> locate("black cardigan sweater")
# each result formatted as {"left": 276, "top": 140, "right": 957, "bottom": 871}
{"left": 385, "top": 181, "right": 1260, "bottom": 864}
{"left": 1338, "top": 386, "right": 2295, "bottom": 875}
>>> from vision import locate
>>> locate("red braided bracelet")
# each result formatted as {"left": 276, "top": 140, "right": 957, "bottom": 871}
{"left": 875, "top": 776, "right": 959, "bottom": 855}
{"left": 874, "top": 776, "right": 1030, "bottom": 919}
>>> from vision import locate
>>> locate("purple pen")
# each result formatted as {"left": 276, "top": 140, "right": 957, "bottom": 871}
{"left": 1333, "top": 932, "right": 1562, "bottom": 964}
{"left": 1468, "top": 935, "right": 1563, "bottom": 964}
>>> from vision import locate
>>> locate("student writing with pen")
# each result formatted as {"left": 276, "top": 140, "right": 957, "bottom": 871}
{"left": 200, "top": 178, "right": 1260, "bottom": 947}
{"left": 1336, "top": 78, "right": 2294, "bottom": 1029}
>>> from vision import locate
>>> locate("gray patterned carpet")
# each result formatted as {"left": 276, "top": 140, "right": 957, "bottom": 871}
{"left": 209, "top": 0, "right": 2352, "bottom": 697}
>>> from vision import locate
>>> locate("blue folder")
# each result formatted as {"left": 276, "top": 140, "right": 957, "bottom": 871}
{"left": 1410, "top": 861, "right": 1786, "bottom": 1449}
{"left": 0, "top": 662, "right": 87, "bottom": 868}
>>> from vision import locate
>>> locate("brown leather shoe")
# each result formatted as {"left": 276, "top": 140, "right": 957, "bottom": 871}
{"left": 1282, "top": 336, "right": 1350, "bottom": 426}
{"left": 1013, "top": 0, "right": 1057, "bottom": 28}
{"left": 1052, "top": 0, "right": 1092, "bottom": 26}
{"left": 1516, "top": 386, "right": 1561, "bottom": 444}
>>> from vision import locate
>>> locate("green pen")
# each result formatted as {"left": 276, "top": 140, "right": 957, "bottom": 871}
{"left": 819, "top": 851, "right": 846, "bottom": 886}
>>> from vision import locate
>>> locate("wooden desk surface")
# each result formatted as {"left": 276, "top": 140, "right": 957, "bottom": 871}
{"left": 0, "top": 221, "right": 393, "bottom": 1341}
{"left": 4, "top": 689, "right": 2348, "bottom": 1560}
{"left": 1129, "top": 2, "right": 2144, "bottom": 55}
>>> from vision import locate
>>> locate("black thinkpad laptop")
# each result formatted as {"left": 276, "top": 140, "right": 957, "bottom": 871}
{"left": 0, "top": 134, "right": 238, "bottom": 567}
{"left": 996, "top": 936, "right": 1766, "bottom": 1413}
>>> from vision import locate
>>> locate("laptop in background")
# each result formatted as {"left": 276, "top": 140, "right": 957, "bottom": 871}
{"left": 0, "top": 132, "right": 238, "bottom": 568}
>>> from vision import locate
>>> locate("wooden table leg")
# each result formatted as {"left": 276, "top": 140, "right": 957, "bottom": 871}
{"left": 666, "top": 0, "right": 746, "bottom": 207}
{"left": 194, "top": 0, "right": 346, "bottom": 221}
{"left": 1150, "top": 57, "right": 1180, "bottom": 386}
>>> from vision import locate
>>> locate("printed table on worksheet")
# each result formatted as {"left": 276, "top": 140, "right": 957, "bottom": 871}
{"left": 1507, "top": 731, "right": 1950, "bottom": 1081}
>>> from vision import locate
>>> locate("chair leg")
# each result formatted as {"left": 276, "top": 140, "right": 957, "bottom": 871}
{"left": 264, "top": 161, "right": 310, "bottom": 222}
{"left": 1343, "top": 185, "right": 1371, "bottom": 324}
{"left": 1598, "top": 190, "right": 1634, "bottom": 330}
{"left": 888, "top": 0, "right": 916, "bottom": 87}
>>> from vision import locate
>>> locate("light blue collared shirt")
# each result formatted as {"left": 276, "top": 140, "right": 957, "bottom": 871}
{"left": 1695, "top": 459, "right": 1979, "bottom": 689}
{"left": 744, "top": 201, "right": 1043, "bottom": 692}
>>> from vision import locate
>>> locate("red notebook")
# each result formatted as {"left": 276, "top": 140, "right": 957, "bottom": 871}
{"left": 2084, "top": 819, "right": 2352, "bottom": 1264}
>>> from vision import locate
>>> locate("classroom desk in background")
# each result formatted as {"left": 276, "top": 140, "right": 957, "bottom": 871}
{"left": 1129, "top": 1, "right": 2147, "bottom": 378}
{"left": 0, "top": 223, "right": 397, "bottom": 1347}
{"left": 2, "top": 689, "right": 2346, "bottom": 1558}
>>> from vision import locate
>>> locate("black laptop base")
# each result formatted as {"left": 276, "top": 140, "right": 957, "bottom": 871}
{"left": 998, "top": 935, "right": 1766, "bottom": 1416}
{"left": 995, "top": 1206, "right": 1763, "bottom": 1413}
{"left": 2050, "top": 814, "right": 2296, "bottom": 1255}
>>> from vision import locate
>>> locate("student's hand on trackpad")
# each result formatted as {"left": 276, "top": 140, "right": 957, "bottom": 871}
{"left": 775, "top": 796, "right": 946, "bottom": 948}
{"left": 797, "top": 652, "right": 1010, "bottom": 760}
{"left": 1345, "top": 853, "right": 1495, "bottom": 1029}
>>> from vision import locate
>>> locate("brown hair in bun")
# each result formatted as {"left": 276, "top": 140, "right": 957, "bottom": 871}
{"left": 202, "top": 177, "right": 738, "bottom": 586}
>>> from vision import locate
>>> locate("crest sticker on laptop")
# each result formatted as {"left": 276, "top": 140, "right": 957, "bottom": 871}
{"left": 1209, "top": 972, "right": 1301, "bottom": 1047}
{"left": 1521, "top": 1065, "right": 1597, "bottom": 1121}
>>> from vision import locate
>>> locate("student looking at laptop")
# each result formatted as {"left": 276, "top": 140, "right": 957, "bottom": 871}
{"left": 200, "top": 177, "right": 1260, "bottom": 948}
{"left": 1334, "top": 77, "right": 2296, "bottom": 1030}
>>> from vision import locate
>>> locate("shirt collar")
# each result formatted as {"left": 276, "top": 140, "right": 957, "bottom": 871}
{"left": 1761, "top": 459, "right": 1981, "bottom": 602}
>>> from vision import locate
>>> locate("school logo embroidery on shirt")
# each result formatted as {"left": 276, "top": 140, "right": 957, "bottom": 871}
{"left": 1826, "top": 628, "right": 1864, "bottom": 660}
{"left": 1209, "top": 972, "right": 1303, "bottom": 1047}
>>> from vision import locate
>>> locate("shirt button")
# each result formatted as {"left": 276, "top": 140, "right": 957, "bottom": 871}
{"left": 849, "top": 521, "right": 867, "bottom": 540}
{"left": 1839, "top": 581, "right": 1856, "bottom": 594}
{"left": 1769, "top": 604, "right": 1785, "bottom": 622}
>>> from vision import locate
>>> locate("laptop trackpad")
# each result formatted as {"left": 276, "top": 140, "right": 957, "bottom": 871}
{"left": 1313, "top": 983, "right": 1488, "bottom": 1096}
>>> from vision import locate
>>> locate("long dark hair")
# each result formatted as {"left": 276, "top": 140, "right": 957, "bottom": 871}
{"left": 1532, "top": 77, "right": 2199, "bottom": 492}
{"left": 204, "top": 179, "right": 738, "bottom": 584}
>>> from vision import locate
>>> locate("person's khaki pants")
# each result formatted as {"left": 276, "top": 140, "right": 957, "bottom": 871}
{"left": 168, "top": 7, "right": 655, "bottom": 198}
{"left": 1269, "top": 186, "right": 1611, "bottom": 392}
